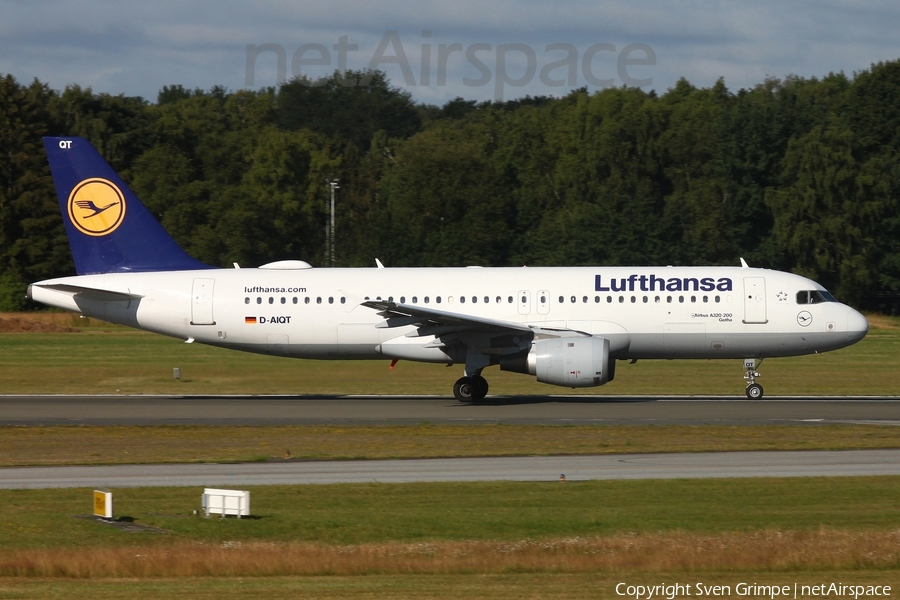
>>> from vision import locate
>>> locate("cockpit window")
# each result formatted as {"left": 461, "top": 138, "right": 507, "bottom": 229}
{"left": 796, "top": 290, "right": 837, "bottom": 304}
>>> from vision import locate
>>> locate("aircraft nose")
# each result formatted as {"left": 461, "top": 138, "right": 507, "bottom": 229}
{"left": 846, "top": 308, "right": 869, "bottom": 343}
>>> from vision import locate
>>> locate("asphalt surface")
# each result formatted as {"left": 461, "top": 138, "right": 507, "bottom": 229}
{"left": 1, "top": 394, "right": 898, "bottom": 425}
{"left": 2, "top": 449, "right": 900, "bottom": 489}
{"left": 2, "top": 395, "right": 898, "bottom": 489}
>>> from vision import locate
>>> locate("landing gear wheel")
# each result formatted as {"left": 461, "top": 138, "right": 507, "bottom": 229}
{"left": 742, "top": 358, "right": 763, "bottom": 399}
{"left": 472, "top": 376, "right": 489, "bottom": 401}
{"left": 454, "top": 377, "right": 475, "bottom": 402}
{"left": 454, "top": 376, "right": 489, "bottom": 402}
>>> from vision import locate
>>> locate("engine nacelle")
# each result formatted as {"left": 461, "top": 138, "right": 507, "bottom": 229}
{"left": 501, "top": 336, "right": 610, "bottom": 388}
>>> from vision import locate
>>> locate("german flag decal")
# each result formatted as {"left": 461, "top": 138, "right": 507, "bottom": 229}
{"left": 245, "top": 316, "right": 257, "bottom": 324}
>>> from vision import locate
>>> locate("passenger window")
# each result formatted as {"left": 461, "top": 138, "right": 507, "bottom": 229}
{"left": 582, "top": 296, "right": 588, "bottom": 303}
{"left": 281, "top": 297, "right": 286, "bottom": 304}
{"left": 341, "top": 297, "right": 346, "bottom": 304}
{"left": 595, "top": 296, "right": 600, "bottom": 303}
{"left": 690, "top": 296, "right": 696, "bottom": 303}
{"left": 436, "top": 296, "right": 442, "bottom": 304}
{"left": 388, "top": 296, "right": 393, "bottom": 302}
{"left": 293, "top": 297, "right": 298, "bottom": 304}
{"left": 631, "top": 296, "right": 636, "bottom": 303}
{"left": 400, "top": 296, "right": 406, "bottom": 303}
{"left": 316, "top": 297, "right": 322, "bottom": 304}
{"left": 484, "top": 296, "right": 489, "bottom": 303}
{"left": 655, "top": 296, "right": 660, "bottom": 303}
{"left": 667, "top": 296, "right": 672, "bottom": 303}
{"left": 702, "top": 295, "right": 708, "bottom": 303}
{"left": 570, "top": 296, "right": 576, "bottom": 303}
{"left": 328, "top": 297, "right": 334, "bottom": 304}
{"left": 607, "top": 296, "right": 612, "bottom": 303}
{"left": 508, "top": 296, "right": 514, "bottom": 303}
{"left": 559, "top": 296, "right": 564, "bottom": 303}
{"left": 304, "top": 297, "right": 310, "bottom": 304}
{"left": 268, "top": 297, "right": 274, "bottom": 304}
{"left": 618, "top": 296, "right": 625, "bottom": 303}
{"left": 472, "top": 296, "right": 477, "bottom": 304}
{"left": 424, "top": 297, "right": 430, "bottom": 304}
{"left": 715, "top": 295, "right": 721, "bottom": 303}
{"left": 679, "top": 296, "right": 684, "bottom": 303}
{"left": 244, "top": 297, "right": 250, "bottom": 304}
{"left": 257, "top": 297, "right": 262, "bottom": 304}
{"left": 460, "top": 296, "right": 466, "bottom": 304}
{"left": 412, "top": 296, "right": 418, "bottom": 304}
{"left": 496, "top": 296, "right": 502, "bottom": 303}
{"left": 643, "top": 296, "right": 648, "bottom": 303}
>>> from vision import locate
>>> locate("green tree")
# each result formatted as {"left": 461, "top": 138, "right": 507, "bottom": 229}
{"left": 766, "top": 124, "right": 870, "bottom": 302}
{"left": 276, "top": 70, "right": 421, "bottom": 150}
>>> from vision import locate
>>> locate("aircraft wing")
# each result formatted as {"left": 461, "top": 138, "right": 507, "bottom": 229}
{"left": 360, "top": 300, "right": 593, "bottom": 341}
{"left": 361, "top": 300, "right": 533, "bottom": 337}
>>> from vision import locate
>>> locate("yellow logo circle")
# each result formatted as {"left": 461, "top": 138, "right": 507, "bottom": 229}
{"left": 67, "top": 178, "right": 126, "bottom": 236}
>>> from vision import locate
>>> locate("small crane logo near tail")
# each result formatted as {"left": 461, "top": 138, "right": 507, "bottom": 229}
{"left": 66, "top": 178, "right": 126, "bottom": 237}
{"left": 74, "top": 200, "right": 120, "bottom": 218}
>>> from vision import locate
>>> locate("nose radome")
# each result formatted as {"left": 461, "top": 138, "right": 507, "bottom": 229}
{"left": 846, "top": 308, "right": 869, "bottom": 342}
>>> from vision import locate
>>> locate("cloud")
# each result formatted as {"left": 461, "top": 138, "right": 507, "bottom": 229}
{"left": 0, "top": 0, "right": 898, "bottom": 103}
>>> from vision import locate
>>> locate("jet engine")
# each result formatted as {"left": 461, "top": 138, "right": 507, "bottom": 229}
{"left": 500, "top": 336, "right": 611, "bottom": 387}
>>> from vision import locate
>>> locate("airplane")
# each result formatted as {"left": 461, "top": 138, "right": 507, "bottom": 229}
{"left": 29, "top": 136, "right": 869, "bottom": 401}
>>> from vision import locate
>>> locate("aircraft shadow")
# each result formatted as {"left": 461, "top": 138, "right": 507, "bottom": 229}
{"left": 178, "top": 394, "right": 661, "bottom": 405}
{"left": 458, "top": 395, "right": 662, "bottom": 406}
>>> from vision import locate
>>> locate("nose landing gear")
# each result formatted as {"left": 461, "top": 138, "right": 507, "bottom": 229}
{"left": 743, "top": 358, "right": 764, "bottom": 399}
{"left": 453, "top": 375, "right": 489, "bottom": 402}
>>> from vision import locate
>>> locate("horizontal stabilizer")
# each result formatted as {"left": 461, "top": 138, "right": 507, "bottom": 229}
{"left": 30, "top": 283, "right": 144, "bottom": 302}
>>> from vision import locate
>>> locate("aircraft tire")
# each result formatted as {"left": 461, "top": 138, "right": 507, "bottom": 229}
{"left": 472, "top": 376, "right": 489, "bottom": 401}
{"left": 746, "top": 383, "right": 764, "bottom": 400}
{"left": 454, "top": 377, "right": 475, "bottom": 402}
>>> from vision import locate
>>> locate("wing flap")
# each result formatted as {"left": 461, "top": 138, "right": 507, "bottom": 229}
{"left": 361, "top": 300, "right": 532, "bottom": 334}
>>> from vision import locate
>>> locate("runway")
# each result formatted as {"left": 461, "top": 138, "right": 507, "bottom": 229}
{"left": 1, "top": 395, "right": 899, "bottom": 426}
{"left": 2, "top": 449, "right": 900, "bottom": 489}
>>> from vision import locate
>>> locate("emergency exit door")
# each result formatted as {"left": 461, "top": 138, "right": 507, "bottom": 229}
{"left": 191, "top": 278, "right": 216, "bottom": 325}
{"left": 742, "top": 277, "right": 767, "bottom": 324}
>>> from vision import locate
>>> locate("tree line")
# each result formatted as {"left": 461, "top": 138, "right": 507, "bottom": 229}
{"left": 1, "top": 61, "right": 899, "bottom": 310}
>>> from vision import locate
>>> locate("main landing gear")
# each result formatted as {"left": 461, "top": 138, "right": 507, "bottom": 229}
{"left": 454, "top": 375, "right": 489, "bottom": 402}
{"left": 743, "top": 358, "right": 764, "bottom": 399}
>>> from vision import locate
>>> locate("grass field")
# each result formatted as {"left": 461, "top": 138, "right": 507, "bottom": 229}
{"left": 2, "top": 424, "right": 900, "bottom": 466}
{"left": 4, "top": 477, "right": 900, "bottom": 550}
{"left": 1, "top": 571, "right": 896, "bottom": 600}
{"left": 1, "top": 478, "right": 900, "bottom": 597}
{"left": 0, "top": 312, "right": 897, "bottom": 396}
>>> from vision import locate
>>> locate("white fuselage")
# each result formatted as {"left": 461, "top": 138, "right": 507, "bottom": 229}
{"left": 30, "top": 265, "right": 868, "bottom": 362}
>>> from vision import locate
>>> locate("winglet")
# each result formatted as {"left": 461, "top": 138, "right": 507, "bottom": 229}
{"left": 739, "top": 257, "right": 750, "bottom": 268}
{"left": 43, "top": 136, "right": 211, "bottom": 275}
{"left": 375, "top": 258, "right": 385, "bottom": 268}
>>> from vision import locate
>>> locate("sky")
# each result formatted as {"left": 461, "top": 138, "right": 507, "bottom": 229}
{"left": 1, "top": 0, "right": 899, "bottom": 105}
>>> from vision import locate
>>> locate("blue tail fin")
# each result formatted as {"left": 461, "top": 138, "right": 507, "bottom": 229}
{"left": 43, "top": 136, "right": 211, "bottom": 274}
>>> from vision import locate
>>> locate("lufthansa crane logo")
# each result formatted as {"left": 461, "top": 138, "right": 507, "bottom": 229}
{"left": 66, "top": 178, "right": 126, "bottom": 236}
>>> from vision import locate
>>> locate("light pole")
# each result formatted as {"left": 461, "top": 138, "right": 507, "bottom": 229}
{"left": 326, "top": 178, "right": 339, "bottom": 267}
